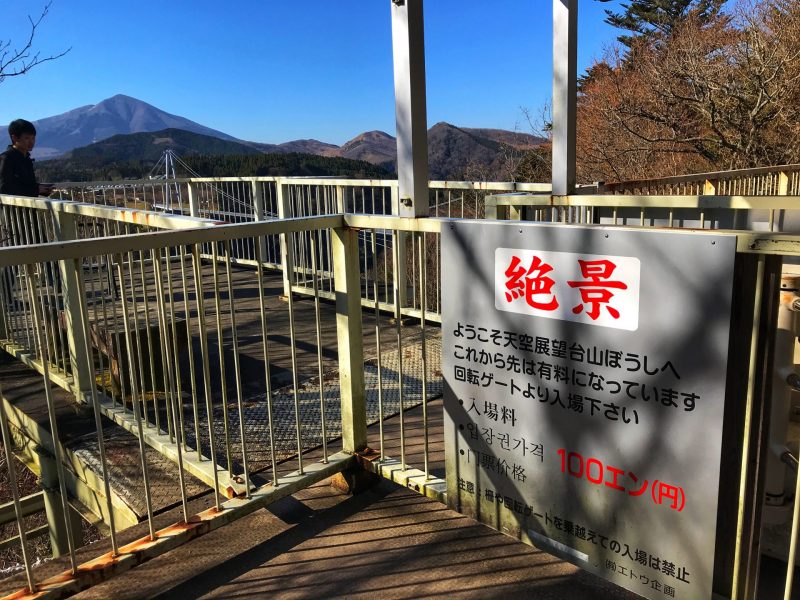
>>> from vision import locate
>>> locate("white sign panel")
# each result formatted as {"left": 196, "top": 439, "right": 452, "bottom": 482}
{"left": 443, "top": 222, "right": 738, "bottom": 600}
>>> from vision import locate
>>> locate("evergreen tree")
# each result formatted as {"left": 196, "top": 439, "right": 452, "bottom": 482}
{"left": 603, "top": 0, "right": 725, "bottom": 47}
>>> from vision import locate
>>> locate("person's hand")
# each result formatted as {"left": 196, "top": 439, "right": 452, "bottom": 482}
{"left": 39, "top": 183, "right": 54, "bottom": 196}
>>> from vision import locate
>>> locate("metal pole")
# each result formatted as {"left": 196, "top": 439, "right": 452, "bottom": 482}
{"left": 52, "top": 211, "right": 94, "bottom": 403}
{"left": 391, "top": 0, "right": 429, "bottom": 217}
{"left": 0, "top": 381, "right": 35, "bottom": 592}
{"left": 733, "top": 256, "right": 765, "bottom": 600}
{"left": 276, "top": 179, "right": 293, "bottom": 299}
{"left": 552, "top": 0, "right": 577, "bottom": 196}
{"left": 333, "top": 226, "right": 367, "bottom": 453}
{"left": 24, "top": 265, "right": 78, "bottom": 571}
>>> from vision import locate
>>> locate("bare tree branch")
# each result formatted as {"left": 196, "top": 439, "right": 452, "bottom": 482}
{"left": 0, "top": 2, "right": 70, "bottom": 84}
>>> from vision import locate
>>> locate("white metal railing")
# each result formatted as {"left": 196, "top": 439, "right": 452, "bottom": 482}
{"left": 0, "top": 166, "right": 797, "bottom": 596}
{"left": 0, "top": 198, "right": 800, "bottom": 596}
{"left": 597, "top": 164, "right": 800, "bottom": 196}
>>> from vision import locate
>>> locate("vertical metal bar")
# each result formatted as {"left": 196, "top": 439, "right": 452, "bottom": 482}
{"left": 153, "top": 252, "right": 174, "bottom": 440}
{"left": 163, "top": 247, "right": 186, "bottom": 448}
{"left": 223, "top": 240, "right": 250, "bottom": 497}
{"left": 107, "top": 252, "right": 127, "bottom": 408}
{"left": 732, "top": 256, "right": 765, "bottom": 600}
{"left": 116, "top": 256, "right": 156, "bottom": 541}
{"left": 310, "top": 232, "right": 328, "bottom": 463}
{"left": 129, "top": 250, "right": 153, "bottom": 430}
{"left": 138, "top": 253, "right": 158, "bottom": 429}
{"left": 210, "top": 243, "right": 233, "bottom": 476}
{"left": 333, "top": 226, "right": 366, "bottom": 453}
{"left": 393, "top": 231, "right": 406, "bottom": 466}
{"left": 0, "top": 380, "right": 35, "bottom": 592}
{"left": 371, "top": 232, "right": 385, "bottom": 461}
{"left": 391, "top": 0, "right": 429, "bottom": 217}
{"left": 179, "top": 247, "right": 201, "bottom": 458}
{"left": 255, "top": 242, "right": 279, "bottom": 486}
{"left": 23, "top": 265, "right": 78, "bottom": 572}
{"left": 192, "top": 245, "right": 222, "bottom": 511}
{"left": 282, "top": 232, "right": 305, "bottom": 474}
{"left": 552, "top": 0, "right": 577, "bottom": 196}
{"left": 152, "top": 248, "right": 189, "bottom": 519}
{"left": 418, "top": 233, "right": 429, "bottom": 478}
{"left": 73, "top": 258, "right": 119, "bottom": 555}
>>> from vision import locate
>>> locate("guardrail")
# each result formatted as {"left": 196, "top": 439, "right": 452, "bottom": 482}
{"left": 0, "top": 165, "right": 798, "bottom": 597}
{"left": 53, "top": 177, "right": 556, "bottom": 322}
{"left": 0, "top": 196, "right": 219, "bottom": 402}
{"left": 0, "top": 200, "right": 798, "bottom": 597}
{"left": 597, "top": 164, "right": 800, "bottom": 196}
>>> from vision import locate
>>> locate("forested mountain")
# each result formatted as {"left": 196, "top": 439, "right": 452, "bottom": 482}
{"left": 35, "top": 129, "right": 388, "bottom": 181}
{"left": 181, "top": 153, "right": 388, "bottom": 178}
{"left": 26, "top": 92, "right": 550, "bottom": 181}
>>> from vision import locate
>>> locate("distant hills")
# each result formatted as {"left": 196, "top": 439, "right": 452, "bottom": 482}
{"left": 35, "top": 129, "right": 389, "bottom": 182}
{"left": 61, "top": 128, "right": 262, "bottom": 163}
{"left": 31, "top": 94, "right": 546, "bottom": 180}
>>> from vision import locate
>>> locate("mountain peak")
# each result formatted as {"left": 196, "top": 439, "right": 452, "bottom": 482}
{"left": 31, "top": 95, "right": 237, "bottom": 159}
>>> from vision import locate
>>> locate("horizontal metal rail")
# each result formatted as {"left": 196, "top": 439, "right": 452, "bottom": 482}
{"left": 488, "top": 193, "right": 800, "bottom": 210}
{"left": 0, "top": 196, "right": 221, "bottom": 230}
{"left": 0, "top": 492, "right": 45, "bottom": 525}
{"left": 0, "top": 525, "right": 49, "bottom": 553}
{"left": 2, "top": 190, "right": 800, "bottom": 598}
{"left": 599, "top": 163, "right": 800, "bottom": 192}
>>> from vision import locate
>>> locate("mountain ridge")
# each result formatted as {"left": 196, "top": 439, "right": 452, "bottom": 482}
{"left": 32, "top": 94, "right": 238, "bottom": 159}
{"left": 31, "top": 95, "right": 547, "bottom": 179}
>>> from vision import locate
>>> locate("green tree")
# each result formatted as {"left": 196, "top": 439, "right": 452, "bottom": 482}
{"left": 603, "top": 0, "right": 725, "bottom": 47}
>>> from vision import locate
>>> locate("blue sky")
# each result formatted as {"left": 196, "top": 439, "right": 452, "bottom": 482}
{"left": 0, "top": 1, "right": 623, "bottom": 145}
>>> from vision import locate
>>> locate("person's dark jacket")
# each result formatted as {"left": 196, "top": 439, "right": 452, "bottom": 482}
{"left": 0, "top": 145, "right": 38, "bottom": 197}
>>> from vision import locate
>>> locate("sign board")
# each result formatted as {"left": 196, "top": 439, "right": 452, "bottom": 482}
{"left": 442, "top": 222, "right": 737, "bottom": 600}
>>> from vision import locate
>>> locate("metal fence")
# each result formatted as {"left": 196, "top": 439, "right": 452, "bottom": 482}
{"left": 597, "top": 164, "right": 800, "bottom": 197}
{"left": 53, "top": 177, "right": 554, "bottom": 323}
{"left": 0, "top": 166, "right": 799, "bottom": 597}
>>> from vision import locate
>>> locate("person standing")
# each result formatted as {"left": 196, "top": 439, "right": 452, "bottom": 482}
{"left": 0, "top": 119, "right": 53, "bottom": 197}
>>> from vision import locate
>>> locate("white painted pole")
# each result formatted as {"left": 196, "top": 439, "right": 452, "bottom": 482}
{"left": 391, "top": 0, "right": 429, "bottom": 217}
{"left": 552, "top": 0, "right": 577, "bottom": 196}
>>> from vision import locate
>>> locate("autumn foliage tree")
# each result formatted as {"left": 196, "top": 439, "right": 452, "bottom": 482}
{"left": 577, "top": 0, "right": 800, "bottom": 183}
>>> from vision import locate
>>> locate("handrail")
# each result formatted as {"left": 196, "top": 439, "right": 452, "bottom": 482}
{"left": 0, "top": 214, "right": 345, "bottom": 267}
{"left": 0, "top": 194, "right": 222, "bottom": 230}
{"left": 599, "top": 163, "right": 800, "bottom": 192}
{"left": 487, "top": 193, "right": 800, "bottom": 210}
{"left": 51, "top": 176, "right": 555, "bottom": 190}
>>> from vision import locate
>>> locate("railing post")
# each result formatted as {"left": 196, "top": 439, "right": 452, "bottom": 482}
{"left": 552, "top": 0, "right": 577, "bottom": 196}
{"left": 391, "top": 0, "right": 430, "bottom": 217}
{"left": 333, "top": 226, "right": 366, "bottom": 453}
{"left": 335, "top": 185, "right": 346, "bottom": 213}
{"left": 390, "top": 183, "right": 408, "bottom": 310}
{"left": 778, "top": 171, "right": 789, "bottom": 196}
{"left": 52, "top": 212, "right": 93, "bottom": 404}
{"left": 37, "top": 447, "right": 82, "bottom": 558}
{"left": 276, "top": 179, "right": 293, "bottom": 298}
{"left": 703, "top": 178, "right": 719, "bottom": 195}
{"left": 251, "top": 180, "right": 269, "bottom": 263}
{"left": 187, "top": 182, "right": 200, "bottom": 218}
